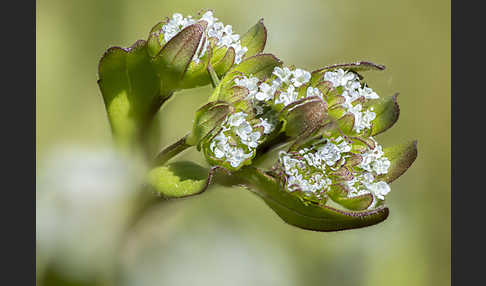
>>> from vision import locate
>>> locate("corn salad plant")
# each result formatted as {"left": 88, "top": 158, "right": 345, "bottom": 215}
{"left": 98, "top": 10, "right": 417, "bottom": 232}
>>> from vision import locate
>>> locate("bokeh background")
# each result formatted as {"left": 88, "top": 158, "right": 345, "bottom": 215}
{"left": 36, "top": 0, "right": 450, "bottom": 285}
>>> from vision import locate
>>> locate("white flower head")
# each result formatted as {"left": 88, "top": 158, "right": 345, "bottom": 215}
{"left": 257, "top": 118, "right": 275, "bottom": 134}
{"left": 291, "top": 69, "right": 311, "bottom": 87}
{"left": 255, "top": 82, "right": 277, "bottom": 101}
{"left": 275, "top": 85, "right": 298, "bottom": 106}
{"left": 323, "top": 69, "right": 358, "bottom": 88}
{"left": 273, "top": 67, "right": 292, "bottom": 83}
{"left": 234, "top": 76, "right": 259, "bottom": 99}
{"left": 367, "top": 181, "right": 391, "bottom": 200}
{"left": 359, "top": 85, "right": 379, "bottom": 100}
{"left": 306, "top": 86, "right": 322, "bottom": 98}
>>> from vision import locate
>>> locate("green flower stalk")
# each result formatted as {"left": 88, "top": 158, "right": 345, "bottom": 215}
{"left": 98, "top": 10, "right": 417, "bottom": 232}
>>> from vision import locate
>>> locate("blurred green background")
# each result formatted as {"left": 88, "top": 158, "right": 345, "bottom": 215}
{"left": 36, "top": 0, "right": 450, "bottom": 285}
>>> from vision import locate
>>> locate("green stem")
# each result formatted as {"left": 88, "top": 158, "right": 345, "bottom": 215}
{"left": 153, "top": 134, "right": 192, "bottom": 166}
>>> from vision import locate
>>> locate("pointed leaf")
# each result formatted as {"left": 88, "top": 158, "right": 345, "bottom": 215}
{"left": 235, "top": 167, "right": 389, "bottom": 232}
{"left": 240, "top": 19, "right": 267, "bottom": 58}
{"left": 377, "top": 140, "right": 418, "bottom": 183}
{"left": 147, "top": 21, "right": 167, "bottom": 57}
{"left": 366, "top": 93, "right": 400, "bottom": 135}
{"left": 151, "top": 21, "right": 207, "bottom": 91}
{"left": 228, "top": 53, "right": 282, "bottom": 80}
{"left": 148, "top": 161, "right": 219, "bottom": 198}
{"left": 213, "top": 46, "right": 236, "bottom": 77}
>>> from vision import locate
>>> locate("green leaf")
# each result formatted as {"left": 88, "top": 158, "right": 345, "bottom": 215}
{"left": 148, "top": 161, "right": 216, "bottom": 198}
{"left": 213, "top": 47, "right": 236, "bottom": 77}
{"left": 367, "top": 93, "right": 400, "bottom": 135}
{"left": 186, "top": 101, "right": 233, "bottom": 147}
{"left": 337, "top": 113, "right": 356, "bottom": 135}
{"left": 228, "top": 53, "right": 282, "bottom": 80}
{"left": 146, "top": 21, "right": 167, "bottom": 57}
{"left": 235, "top": 167, "right": 389, "bottom": 232}
{"left": 240, "top": 19, "right": 267, "bottom": 58}
{"left": 327, "top": 184, "right": 373, "bottom": 211}
{"left": 377, "top": 140, "right": 418, "bottom": 183}
{"left": 97, "top": 40, "right": 160, "bottom": 149}
{"left": 151, "top": 21, "right": 207, "bottom": 92}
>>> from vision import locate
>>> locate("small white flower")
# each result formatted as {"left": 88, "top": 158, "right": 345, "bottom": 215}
{"left": 371, "top": 157, "right": 390, "bottom": 175}
{"left": 306, "top": 86, "right": 322, "bottom": 98}
{"left": 316, "top": 142, "right": 342, "bottom": 166}
{"left": 234, "top": 76, "right": 259, "bottom": 99}
{"left": 348, "top": 104, "right": 375, "bottom": 133}
{"left": 227, "top": 112, "right": 248, "bottom": 127}
{"left": 234, "top": 121, "right": 253, "bottom": 140}
{"left": 227, "top": 147, "right": 252, "bottom": 168}
{"left": 291, "top": 69, "right": 311, "bottom": 87}
{"left": 257, "top": 118, "right": 275, "bottom": 134}
{"left": 275, "top": 85, "right": 298, "bottom": 106}
{"left": 359, "top": 85, "right": 379, "bottom": 100}
{"left": 255, "top": 82, "right": 276, "bottom": 101}
{"left": 367, "top": 181, "right": 391, "bottom": 200}
{"left": 210, "top": 132, "right": 228, "bottom": 159}
{"left": 273, "top": 67, "right": 292, "bottom": 83}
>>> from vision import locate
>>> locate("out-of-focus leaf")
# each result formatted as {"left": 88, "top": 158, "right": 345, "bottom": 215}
{"left": 367, "top": 93, "right": 400, "bottom": 135}
{"left": 148, "top": 161, "right": 214, "bottom": 198}
{"left": 240, "top": 19, "right": 267, "bottom": 58}
{"left": 97, "top": 40, "right": 160, "bottom": 149}
{"left": 235, "top": 167, "right": 389, "bottom": 232}
{"left": 377, "top": 140, "right": 418, "bottom": 183}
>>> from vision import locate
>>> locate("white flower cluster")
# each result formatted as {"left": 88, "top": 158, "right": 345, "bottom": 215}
{"left": 273, "top": 67, "right": 314, "bottom": 106}
{"left": 279, "top": 136, "right": 392, "bottom": 205}
{"left": 278, "top": 136, "right": 351, "bottom": 195}
{"left": 209, "top": 112, "right": 274, "bottom": 168}
{"left": 279, "top": 151, "right": 332, "bottom": 195}
{"left": 323, "top": 69, "right": 380, "bottom": 132}
{"left": 161, "top": 11, "right": 248, "bottom": 64}
{"left": 233, "top": 66, "right": 323, "bottom": 109}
